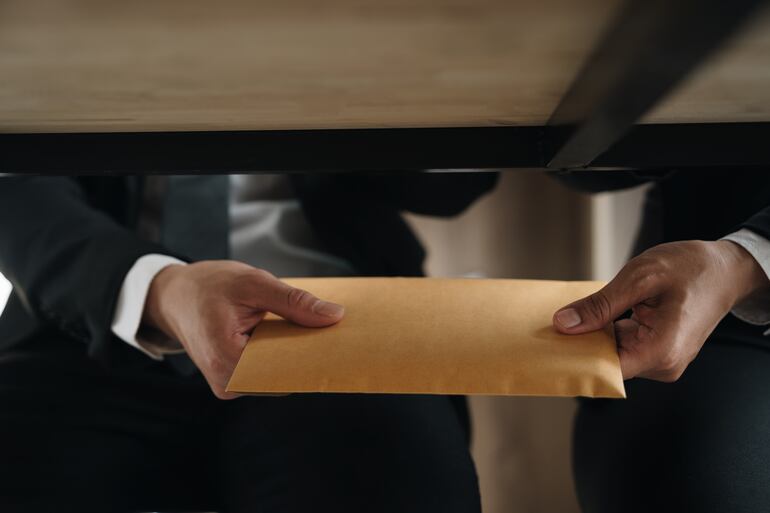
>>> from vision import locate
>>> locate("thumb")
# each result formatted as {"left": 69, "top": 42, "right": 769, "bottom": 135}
{"left": 553, "top": 272, "right": 651, "bottom": 334}
{"left": 255, "top": 276, "right": 345, "bottom": 328}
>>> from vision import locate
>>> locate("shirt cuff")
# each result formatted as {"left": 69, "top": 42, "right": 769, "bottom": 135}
{"left": 721, "top": 228, "right": 770, "bottom": 332}
{"left": 111, "top": 254, "right": 187, "bottom": 360}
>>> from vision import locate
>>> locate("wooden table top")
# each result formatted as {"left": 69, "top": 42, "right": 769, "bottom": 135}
{"left": 1, "top": 0, "right": 768, "bottom": 134}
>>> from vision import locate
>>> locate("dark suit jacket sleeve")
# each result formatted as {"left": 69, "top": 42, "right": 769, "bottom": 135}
{"left": 741, "top": 207, "right": 770, "bottom": 240}
{"left": 333, "top": 172, "right": 499, "bottom": 216}
{"left": 0, "top": 177, "right": 169, "bottom": 361}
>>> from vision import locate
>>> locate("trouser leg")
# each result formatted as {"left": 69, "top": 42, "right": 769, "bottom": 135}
{"left": 0, "top": 334, "right": 220, "bottom": 513}
{"left": 573, "top": 339, "right": 770, "bottom": 513}
{"left": 218, "top": 393, "right": 480, "bottom": 513}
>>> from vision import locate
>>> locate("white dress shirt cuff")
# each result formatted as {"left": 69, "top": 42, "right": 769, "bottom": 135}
{"left": 721, "top": 228, "right": 770, "bottom": 331}
{"left": 111, "top": 254, "right": 187, "bottom": 360}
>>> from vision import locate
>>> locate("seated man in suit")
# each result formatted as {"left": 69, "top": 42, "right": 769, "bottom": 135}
{"left": 0, "top": 173, "right": 497, "bottom": 512}
{"left": 554, "top": 171, "right": 770, "bottom": 513}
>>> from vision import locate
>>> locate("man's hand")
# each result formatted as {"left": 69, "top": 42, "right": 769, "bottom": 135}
{"left": 553, "top": 241, "right": 769, "bottom": 382}
{"left": 142, "top": 261, "right": 344, "bottom": 399}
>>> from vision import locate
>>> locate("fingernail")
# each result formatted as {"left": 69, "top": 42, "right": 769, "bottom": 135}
{"left": 312, "top": 300, "right": 345, "bottom": 318}
{"left": 556, "top": 308, "right": 582, "bottom": 328}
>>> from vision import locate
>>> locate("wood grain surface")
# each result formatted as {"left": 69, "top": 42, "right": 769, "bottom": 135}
{"left": 644, "top": 5, "right": 770, "bottom": 124}
{"left": 0, "top": 0, "right": 618, "bottom": 132}
{"left": 0, "top": 0, "right": 767, "bottom": 133}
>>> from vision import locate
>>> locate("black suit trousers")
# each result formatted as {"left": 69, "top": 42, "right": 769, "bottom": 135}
{"left": 573, "top": 335, "right": 770, "bottom": 513}
{"left": 0, "top": 332, "right": 479, "bottom": 513}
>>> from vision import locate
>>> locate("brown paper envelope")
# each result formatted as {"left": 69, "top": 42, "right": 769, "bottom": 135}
{"left": 227, "top": 278, "right": 625, "bottom": 398}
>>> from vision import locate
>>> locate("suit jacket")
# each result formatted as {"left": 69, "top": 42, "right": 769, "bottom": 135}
{"left": 0, "top": 173, "right": 498, "bottom": 366}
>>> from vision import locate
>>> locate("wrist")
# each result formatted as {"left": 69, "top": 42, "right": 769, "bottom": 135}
{"left": 714, "top": 240, "right": 770, "bottom": 307}
{"left": 143, "top": 264, "right": 187, "bottom": 341}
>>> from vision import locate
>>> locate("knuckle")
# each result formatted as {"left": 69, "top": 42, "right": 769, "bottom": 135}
{"left": 249, "top": 268, "right": 275, "bottom": 282}
{"left": 656, "top": 349, "right": 685, "bottom": 381}
{"left": 584, "top": 291, "right": 612, "bottom": 323}
{"left": 628, "top": 254, "right": 654, "bottom": 272}
{"left": 634, "top": 271, "right": 659, "bottom": 290}
{"left": 287, "top": 287, "right": 314, "bottom": 309}
{"left": 628, "top": 264, "right": 665, "bottom": 292}
{"left": 211, "top": 387, "right": 233, "bottom": 400}
{"left": 648, "top": 254, "right": 674, "bottom": 274}
{"left": 207, "top": 354, "right": 229, "bottom": 375}
{"left": 629, "top": 251, "right": 663, "bottom": 273}
{"left": 658, "top": 366, "right": 685, "bottom": 383}
{"left": 658, "top": 353, "right": 678, "bottom": 373}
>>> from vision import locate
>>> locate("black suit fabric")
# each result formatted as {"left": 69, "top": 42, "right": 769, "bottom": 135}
{"left": 0, "top": 173, "right": 497, "bottom": 513}
{"left": 562, "top": 170, "right": 770, "bottom": 513}
{"left": 0, "top": 173, "right": 497, "bottom": 359}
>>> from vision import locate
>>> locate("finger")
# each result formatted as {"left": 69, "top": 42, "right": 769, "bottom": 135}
{"left": 553, "top": 267, "right": 658, "bottom": 335}
{"left": 235, "top": 311, "right": 267, "bottom": 338}
{"left": 213, "top": 359, "right": 242, "bottom": 400}
{"left": 208, "top": 371, "right": 242, "bottom": 400}
{"left": 194, "top": 358, "right": 243, "bottom": 400}
{"left": 215, "top": 389, "right": 242, "bottom": 400}
{"left": 252, "top": 274, "right": 345, "bottom": 328}
{"left": 614, "top": 318, "right": 653, "bottom": 380}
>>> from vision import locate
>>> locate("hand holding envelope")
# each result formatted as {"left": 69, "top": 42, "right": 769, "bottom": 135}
{"left": 228, "top": 278, "right": 625, "bottom": 398}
